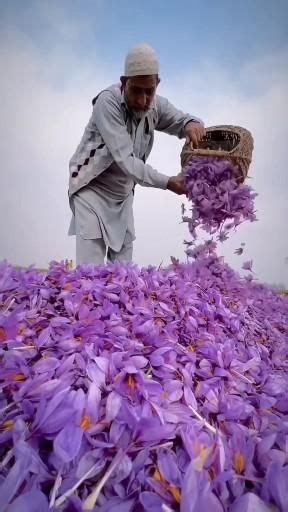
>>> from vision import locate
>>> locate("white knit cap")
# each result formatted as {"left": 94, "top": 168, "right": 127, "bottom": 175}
{"left": 124, "top": 43, "right": 159, "bottom": 77}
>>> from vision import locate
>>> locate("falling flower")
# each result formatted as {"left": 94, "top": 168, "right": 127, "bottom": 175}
{"left": 242, "top": 260, "right": 253, "bottom": 271}
{"left": 182, "top": 156, "right": 257, "bottom": 246}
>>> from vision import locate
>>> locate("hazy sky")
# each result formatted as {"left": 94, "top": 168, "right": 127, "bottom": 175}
{"left": 0, "top": 0, "right": 288, "bottom": 285}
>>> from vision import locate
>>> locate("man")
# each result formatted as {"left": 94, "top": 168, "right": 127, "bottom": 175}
{"left": 68, "top": 43, "right": 205, "bottom": 265}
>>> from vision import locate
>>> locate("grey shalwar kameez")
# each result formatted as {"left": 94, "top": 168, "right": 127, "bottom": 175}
{"left": 68, "top": 84, "right": 202, "bottom": 265}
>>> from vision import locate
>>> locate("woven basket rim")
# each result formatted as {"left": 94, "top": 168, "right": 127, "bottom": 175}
{"left": 185, "top": 149, "right": 241, "bottom": 158}
{"left": 180, "top": 124, "right": 254, "bottom": 176}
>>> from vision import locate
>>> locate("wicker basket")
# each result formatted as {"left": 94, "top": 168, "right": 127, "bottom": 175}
{"left": 180, "top": 125, "right": 254, "bottom": 178}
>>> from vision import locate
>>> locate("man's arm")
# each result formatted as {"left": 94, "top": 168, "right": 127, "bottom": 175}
{"left": 156, "top": 95, "right": 204, "bottom": 141}
{"left": 94, "top": 91, "right": 169, "bottom": 189}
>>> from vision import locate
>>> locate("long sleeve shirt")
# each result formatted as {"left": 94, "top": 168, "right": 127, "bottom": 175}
{"left": 68, "top": 83, "right": 203, "bottom": 251}
{"left": 69, "top": 83, "right": 202, "bottom": 196}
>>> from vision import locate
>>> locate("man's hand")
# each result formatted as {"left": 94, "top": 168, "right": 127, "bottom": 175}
{"left": 184, "top": 121, "right": 206, "bottom": 148}
{"left": 167, "top": 175, "right": 186, "bottom": 195}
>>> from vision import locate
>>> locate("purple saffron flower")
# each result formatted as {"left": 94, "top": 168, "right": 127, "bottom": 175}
{"left": 230, "top": 493, "right": 272, "bottom": 512}
{"left": 0, "top": 253, "right": 287, "bottom": 510}
{"left": 262, "top": 462, "right": 288, "bottom": 510}
{"left": 6, "top": 489, "right": 49, "bottom": 512}
{"left": 54, "top": 423, "right": 84, "bottom": 463}
{"left": 140, "top": 491, "right": 165, "bottom": 511}
{"left": 181, "top": 462, "right": 223, "bottom": 511}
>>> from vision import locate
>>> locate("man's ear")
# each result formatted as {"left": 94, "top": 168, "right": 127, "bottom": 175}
{"left": 156, "top": 75, "right": 161, "bottom": 87}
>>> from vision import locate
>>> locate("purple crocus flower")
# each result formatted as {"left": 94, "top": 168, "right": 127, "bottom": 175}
{"left": 183, "top": 157, "right": 257, "bottom": 240}
{"left": 0, "top": 247, "right": 287, "bottom": 510}
{"left": 181, "top": 462, "right": 223, "bottom": 511}
{"left": 6, "top": 489, "right": 49, "bottom": 512}
{"left": 261, "top": 462, "right": 288, "bottom": 511}
{"left": 230, "top": 493, "right": 272, "bottom": 512}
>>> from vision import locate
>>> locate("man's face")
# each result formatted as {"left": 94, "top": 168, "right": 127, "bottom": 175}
{"left": 122, "top": 75, "right": 159, "bottom": 117}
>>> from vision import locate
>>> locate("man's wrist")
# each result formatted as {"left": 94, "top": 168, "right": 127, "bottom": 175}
{"left": 184, "top": 119, "right": 202, "bottom": 131}
{"left": 182, "top": 118, "right": 202, "bottom": 139}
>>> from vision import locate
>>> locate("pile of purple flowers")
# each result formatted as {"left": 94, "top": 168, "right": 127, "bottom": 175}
{"left": 0, "top": 251, "right": 287, "bottom": 511}
{"left": 183, "top": 157, "right": 257, "bottom": 243}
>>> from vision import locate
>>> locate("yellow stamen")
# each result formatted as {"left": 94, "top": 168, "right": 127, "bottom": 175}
{"left": 169, "top": 485, "right": 181, "bottom": 503}
{"left": 153, "top": 469, "right": 181, "bottom": 504}
{"left": 13, "top": 373, "right": 26, "bottom": 381}
{"left": 198, "top": 444, "right": 211, "bottom": 465}
{"left": 234, "top": 452, "right": 246, "bottom": 474}
{"left": 153, "top": 468, "right": 161, "bottom": 482}
{"left": 80, "top": 415, "right": 92, "bottom": 431}
{"left": 192, "top": 441, "right": 213, "bottom": 470}
{"left": 153, "top": 468, "right": 166, "bottom": 485}
{"left": 127, "top": 375, "right": 136, "bottom": 390}
{"left": 2, "top": 420, "right": 14, "bottom": 430}
{"left": 63, "top": 283, "right": 73, "bottom": 290}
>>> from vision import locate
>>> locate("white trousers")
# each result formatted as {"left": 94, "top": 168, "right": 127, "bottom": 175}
{"left": 76, "top": 235, "right": 133, "bottom": 265}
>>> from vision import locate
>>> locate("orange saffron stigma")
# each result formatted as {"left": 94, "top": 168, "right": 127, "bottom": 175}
{"left": 1, "top": 420, "right": 14, "bottom": 430}
{"left": 13, "top": 373, "right": 26, "bottom": 381}
{"left": 0, "top": 327, "right": 7, "bottom": 342}
{"left": 127, "top": 375, "right": 136, "bottom": 389}
{"left": 153, "top": 469, "right": 181, "bottom": 503}
{"left": 234, "top": 452, "right": 246, "bottom": 474}
{"left": 80, "top": 415, "right": 92, "bottom": 430}
{"left": 169, "top": 485, "right": 181, "bottom": 503}
{"left": 153, "top": 468, "right": 161, "bottom": 481}
{"left": 153, "top": 468, "right": 166, "bottom": 485}
{"left": 63, "top": 283, "right": 73, "bottom": 290}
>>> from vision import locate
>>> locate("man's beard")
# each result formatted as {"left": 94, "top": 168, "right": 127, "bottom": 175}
{"left": 132, "top": 109, "right": 146, "bottom": 120}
